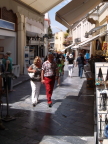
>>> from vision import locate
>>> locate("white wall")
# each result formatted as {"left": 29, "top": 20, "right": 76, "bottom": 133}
{"left": 0, "top": 29, "right": 16, "bottom": 37}
{"left": 26, "top": 23, "right": 44, "bottom": 35}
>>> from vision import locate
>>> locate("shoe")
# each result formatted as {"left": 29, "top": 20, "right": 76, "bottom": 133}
{"left": 32, "top": 103, "right": 36, "bottom": 107}
{"left": 57, "top": 84, "right": 60, "bottom": 87}
{"left": 37, "top": 100, "right": 39, "bottom": 104}
{"left": 48, "top": 103, "right": 52, "bottom": 107}
{"left": 0, "top": 123, "right": 5, "bottom": 130}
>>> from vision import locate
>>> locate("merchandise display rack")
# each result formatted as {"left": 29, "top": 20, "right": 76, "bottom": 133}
{"left": 95, "top": 62, "right": 108, "bottom": 144}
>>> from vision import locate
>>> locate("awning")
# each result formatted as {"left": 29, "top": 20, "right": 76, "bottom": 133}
{"left": 60, "top": 43, "right": 75, "bottom": 52}
{"left": 71, "top": 45, "right": 79, "bottom": 49}
{"left": 60, "top": 49, "right": 65, "bottom": 52}
{"left": 70, "top": 31, "right": 107, "bottom": 49}
{"left": 17, "top": 0, "right": 64, "bottom": 14}
{"left": 49, "top": 48, "right": 54, "bottom": 51}
{"left": 80, "top": 46, "right": 90, "bottom": 50}
{"left": 79, "top": 31, "right": 106, "bottom": 46}
{"left": 55, "top": 0, "right": 101, "bottom": 28}
{"left": 65, "top": 43, "right": 74, "bottom": 49}
{"left": 88, "top": 24, "right": 107, "bottom": 34}
{"left": 0, "top": 0, "right": 64, "bottom": 22}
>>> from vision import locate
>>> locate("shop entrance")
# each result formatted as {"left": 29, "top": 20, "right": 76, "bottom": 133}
{"left": 0, "top": 32, "right": 16, "bottom": 64}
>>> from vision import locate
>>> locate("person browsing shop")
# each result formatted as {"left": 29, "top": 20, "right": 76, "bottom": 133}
{"left": 2, "top": 54, "right": 13, "bottom": 92}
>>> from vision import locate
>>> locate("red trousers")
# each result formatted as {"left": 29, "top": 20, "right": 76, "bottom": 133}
{"left": 44, "top": 76, "right": 55, "bottom": 104}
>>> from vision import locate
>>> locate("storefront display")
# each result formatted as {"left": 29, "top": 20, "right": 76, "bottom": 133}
{"left": 24, "top": 46, "right": 35, "bottom": 74}
{"left": 95, "top": 62, "right": 108, "bottom": 144}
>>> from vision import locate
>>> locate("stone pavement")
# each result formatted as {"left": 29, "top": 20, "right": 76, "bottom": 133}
{"left": 0, "top": 64, "right": 95, "bottom": 144}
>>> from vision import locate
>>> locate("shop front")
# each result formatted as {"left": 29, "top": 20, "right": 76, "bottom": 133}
{"left": 0, "top": 7, "right": 20, "bottom": 77}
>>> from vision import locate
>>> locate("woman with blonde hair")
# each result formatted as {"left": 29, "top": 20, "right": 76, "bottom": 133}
{"left": 28, "top": 56, "right": 42, "bottom": 107}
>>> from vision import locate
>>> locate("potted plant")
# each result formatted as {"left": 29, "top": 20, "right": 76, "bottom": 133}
{"left": 64, "top": 33, "right": 69, "bottom": 39}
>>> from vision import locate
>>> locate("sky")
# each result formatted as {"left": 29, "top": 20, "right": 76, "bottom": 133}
{"left": 48, "top": 0, "right": 72, "bottom": 34}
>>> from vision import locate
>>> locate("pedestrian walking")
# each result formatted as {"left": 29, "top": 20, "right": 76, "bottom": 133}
{"left": 61, "top": 55, "right": 65, "bottom": 75}
{"left": 44, "top": 56, "right": 47, "bottom": 62}
{"left": 66, "top": 52, "right": 69, "bottom": 61}
{"left": 28, "top": 56, "right": 42, "bottom": 107}
{"left": 41, "top": 54, "right": 58, "bottom": 107}
{"left": 67, "top": 54, "right": 74, "bottom": 77}
{"left": 41, "top": 56, "right": 44, "bottom": 64}
{"left": 76, "top": 53, "right": 85, "bottom": 78}
{"left": 56, "top": 59, "right": 63, "bottom": 86}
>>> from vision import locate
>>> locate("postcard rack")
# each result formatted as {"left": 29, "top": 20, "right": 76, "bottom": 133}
{"left": 95, "top": 62, "right": 108, "bottom": 144}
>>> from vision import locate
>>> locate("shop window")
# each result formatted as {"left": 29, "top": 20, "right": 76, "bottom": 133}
{"left": 0, "top": 7, "right": 17, "bottom": 31}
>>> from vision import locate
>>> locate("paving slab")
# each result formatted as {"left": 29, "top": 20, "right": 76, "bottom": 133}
{"left": 0, "top": 65, "right": 95, "bottom": 144}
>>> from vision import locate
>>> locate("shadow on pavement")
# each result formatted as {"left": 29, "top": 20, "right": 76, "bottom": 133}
{"left": 0, "top": 73, "right": 94, "bottom": 144}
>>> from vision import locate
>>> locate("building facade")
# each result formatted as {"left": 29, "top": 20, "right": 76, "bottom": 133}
{"left": 0, "top": 0, "right": 63, "bottom": 75}
{"left": 54, "top": 31, "right": 65, "bottom": 52}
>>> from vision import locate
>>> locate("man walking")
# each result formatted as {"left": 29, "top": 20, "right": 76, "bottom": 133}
{"left": 76, "top": 53, "right": 85, "bottom": 78}
{"left": 41, "top": 54, "right": 57, "bottom": 107}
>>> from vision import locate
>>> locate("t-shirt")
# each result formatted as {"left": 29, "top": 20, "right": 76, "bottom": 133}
{"left": 57, "top": 64, "right": 63, "bottom": 73}
{"left": 77, "top": 56, "right": 85, "bottom": 66}
{"left": 68, "top": 58, "right": 74, "bottom": 64}
{"left": 61, "top": 59, "right": 65, "bottom": 65}
{"left": 42, "top": 61, "right": 57, "bottom": 77}
{"left": 85, "top": 53, "right": 90, "bottom": 59}
{"left": 2, "top": 58, "right": 12, "bottom": 72}
{"left": 30, "top": 64, "right": 41, "bottom": 81}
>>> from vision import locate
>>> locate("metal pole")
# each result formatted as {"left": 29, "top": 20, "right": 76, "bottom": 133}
{"left": 6, "top": 78, "right": 9, "bottom": 117}
{"left": 2, "top": 73, "right": 16, "bottom": 122}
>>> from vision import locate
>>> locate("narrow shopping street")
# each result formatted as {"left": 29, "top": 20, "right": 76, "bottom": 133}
{"left": 0, "top": 64, "right": 95, "bottom": 144}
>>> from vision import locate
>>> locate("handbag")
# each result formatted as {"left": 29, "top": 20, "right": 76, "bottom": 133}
{"left": 28, "top": 72, "right": 41, "bottom": 81}
{"left": 28, "top": 72, "right": 35, "bottom": 78}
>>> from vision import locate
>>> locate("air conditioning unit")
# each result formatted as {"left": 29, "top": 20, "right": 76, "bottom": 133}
{"left": 74, "top": 38, "right": 81, "bottom": 43}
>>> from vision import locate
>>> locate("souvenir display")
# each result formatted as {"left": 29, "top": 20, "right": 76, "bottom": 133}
{"left": 105, "top": 69, "right": 108, "bottom": 86}
{"left": 99, "top": 114, "right": 102, "bottom": 138}
{"left": 104, "top": 114, "right": 108, "bottom": 138}
{"left": 95, "top": 67, "right": 104, "bottom": 86}
{"left": 95, "top": 62, "right": 108, "bottom": 144}
{"left": 99, "top": 93, "right": 107, "bottom": 111}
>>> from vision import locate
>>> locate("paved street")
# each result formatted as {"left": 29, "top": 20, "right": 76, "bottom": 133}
{"left": 0, "top": 64, "right": 95, "bottom": 144}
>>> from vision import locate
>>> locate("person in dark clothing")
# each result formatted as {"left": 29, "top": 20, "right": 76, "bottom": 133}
{"left": 67, "top": 54, "right": 74, "bottom": 77}
{"left": 76, "top": 53, "right": 85, "bottom": 78}
{"left": 2, "top": 54, "right": 13, "bottom": 92}
{"left": 44, "top": 56, "right": 47, "bottom": 62}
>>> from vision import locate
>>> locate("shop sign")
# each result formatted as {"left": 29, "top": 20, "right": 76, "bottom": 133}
{"left": 0, "top": 19, "right": 15, "bottom": 31}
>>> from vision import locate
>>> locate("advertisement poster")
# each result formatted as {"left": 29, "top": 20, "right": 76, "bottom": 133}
{"left": 25, "top": 46, "right": 29, "bottom": 51}
{"left": 29, "top": 46, "right": 34, "bottom": 64}
{"left": 24, "top": 46, "right": 29, "bottom": 74}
